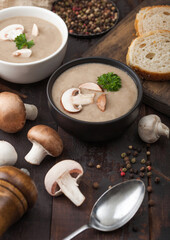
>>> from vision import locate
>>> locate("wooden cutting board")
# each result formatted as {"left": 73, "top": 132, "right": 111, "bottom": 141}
{"left": 83, "top": 0, "right": 170, "bottom": 117}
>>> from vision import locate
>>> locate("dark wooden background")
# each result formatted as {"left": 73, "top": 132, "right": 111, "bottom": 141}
{"left": 0, "top": 0, "right": 170, "bottom": 240}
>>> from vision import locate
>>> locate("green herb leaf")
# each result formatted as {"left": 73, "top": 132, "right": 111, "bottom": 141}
{"left": 97, "top": 72, "right": 122, "bottom": 91}
{"left": 14, "top": 33, "right": 34, "bottom": 50}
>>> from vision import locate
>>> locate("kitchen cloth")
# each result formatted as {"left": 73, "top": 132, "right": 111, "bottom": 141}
{"left": 0, "top": 0, "right": 53, "bottom": 10}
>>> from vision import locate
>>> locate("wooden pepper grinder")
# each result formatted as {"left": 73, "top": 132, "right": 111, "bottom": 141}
{"left": 0, "top": 166, "right": 38, "bottom": 236}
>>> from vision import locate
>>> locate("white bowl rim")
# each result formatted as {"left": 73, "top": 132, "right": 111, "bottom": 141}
{"left": 0, "top": 6, "right": 68, "bottom": 66}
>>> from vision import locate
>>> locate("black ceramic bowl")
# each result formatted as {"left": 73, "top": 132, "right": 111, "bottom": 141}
{"left": 47, "top": 57, "right": 143, "bottom": 142}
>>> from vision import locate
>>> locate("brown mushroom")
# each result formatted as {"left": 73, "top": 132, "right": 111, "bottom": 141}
{"left": 0, "top": 92, "right": 38, "bottom": 133}
{"left": 44, "top": 160, "right": 85, "bottom": 206}
{"left": 25, "top": 125, "right": 63, "bottom": 165}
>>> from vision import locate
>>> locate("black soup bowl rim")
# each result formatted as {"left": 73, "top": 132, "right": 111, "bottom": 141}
{"left": 47, "top": 57, "right": 143, "bottom": 125}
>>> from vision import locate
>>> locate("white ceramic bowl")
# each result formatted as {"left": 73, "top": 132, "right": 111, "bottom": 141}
{"left": 0, "top": 6, "right": 68, "bottom": 84}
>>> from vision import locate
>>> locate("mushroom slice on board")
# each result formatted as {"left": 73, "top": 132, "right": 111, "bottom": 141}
{"left": 0, "top": 141, "right": 17, "bottom": 166}
{"left": 79, "top": 82, "right": 103, "bottom": 92}
{"left": 32, "top": 23, "right": 39, "bottom": 36}
{"left": 0, "top": 24, "right": 24, "bottom": 40}
{"left": 138, "top": 114, "right": 169, "bottom": 143}
{"left": 44, "top": 160, "right": 85, "bottom": 206}
{"left": 13, "top": 49, "right": 32, "bottom": 58}
{"left": 0, "top": 92, "right": 38, "bottom": 133}
{"left": 25, "top": 125, "right": 63, "bottom": 165}
{"left": 61, "top": 88, "right": 95, "bottom": 113}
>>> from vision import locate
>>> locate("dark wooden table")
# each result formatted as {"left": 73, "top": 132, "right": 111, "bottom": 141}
{"left": 0, "top": 1, "right": 170, "bottom": 240}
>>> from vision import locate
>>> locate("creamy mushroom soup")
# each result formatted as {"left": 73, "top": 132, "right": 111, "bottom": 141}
{"left": 0, "top": 17, "right": 62, "bottom": 63}
{"left": 52, "top": 63, "right": 138, "bottom": 122}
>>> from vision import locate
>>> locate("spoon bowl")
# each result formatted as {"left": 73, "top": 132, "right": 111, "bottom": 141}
{"left": 64, "top": 179, "right": 145, "bottom": 240}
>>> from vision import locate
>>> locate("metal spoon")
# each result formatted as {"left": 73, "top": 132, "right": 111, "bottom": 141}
{"left": 63, "top": 179, "right": 145, "bottom": 240}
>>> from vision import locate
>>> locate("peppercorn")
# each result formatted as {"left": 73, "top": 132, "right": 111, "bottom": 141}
{"left": 134, "top": 169, "right": 138, "bottom": 174}
{"left": 132, "top": 146, "right": 137, "bottom": 150}
{"left": 131, "top": 158, "right": 136, "bottom": 164}
{"left": 137, "top": 148, "right": 141, "bottom": 153}
{"left": 154, "top": 177, "right": 160, "bottom": 183}
{"left": 141, "top": 158, "right": 146, "bottom": 164}
{"left": 140, "top": 166, "right": 145, "bottom": 172}
{"left": 120, "top": 163, "right": 126, "bottom": 168}
{"left": 129, "top": 173, "right": 134, "bottom": 179}
{"left": 121, "top": 171, "right": 126, "bottom": 176}
{"left": 125, "top": 160, "right": 130, "bottom": 165}
{"left": 122, "top": 168, "right": 127, "bottom": 172}
{"left": 133, "top": 151, "right": 138, "bottom": 157}
{"left": 96, "top": 164, "right": 101, "bottom": 169}
{"left": 129, "top": 168, "right": 134, "bottom": 173}
{"left": 146, "top": 151, "right": 151, "bottom": 156}
{"left": 148, "top": 199, "right": 155, "bottom": 207}
{"left": 147, "top": 143, "right": 151, "bottom": 148}
{"left": 126, "top": 150, "right": 131, "bottom": 156}
{"left": 146, "top": 161, "right": 151, "bottom": 166}
{"left": 128, "top": 145, "right": 133, "bottom": 149}
{"left": 147, "top": 186, "right": 152, "bottom": 192}
{"left": 108, "top": 185, "right": 112, "bottom": 189}
{"left": 146, "top": 166, "right": 152, "bottom": 171}
{"left": 87, "top": 161, "right": 94, "bottom": 167}
{"left": 139, "top": 172, "right": 145, "bottom": 178}
{"left": 121, "top": 152, "right": 126, "bottom": 158}
{"left": 93, "top": 182, "right": 99, "bottom": 189}
{"left": 147, "top": 172, "right": 152, "bottom": 177}
{"left": 124, "top": 156, "right": 129, "bottom": 161}
{"left": 126, "top": 163, "right": 131, "bottom": 169}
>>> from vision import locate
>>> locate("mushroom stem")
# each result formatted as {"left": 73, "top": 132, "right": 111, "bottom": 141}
{"left": 72, "top": 93, "right": 95, "bottom": 105}
{"left": 157, "top": 122, "right": 169, "bottom": 138}
{"left": 57, "top": 172, "right": 85, "bottom": 206}
{"left": 25, "top": 142, "right": 48, "bottom": 165}
{"left": 24, "top": 104, "right": 38, "bottom": 121}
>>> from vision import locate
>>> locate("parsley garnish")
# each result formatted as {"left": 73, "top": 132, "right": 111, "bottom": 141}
{"left": 14, "top": 33, "right": 34, "bottom": 49}
{"left": 97, "top": 72, "right": 122, "bottom": 91}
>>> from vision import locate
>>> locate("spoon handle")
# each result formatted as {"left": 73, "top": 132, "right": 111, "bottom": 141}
{"left": 63, "top": 224, "right": 90, "bottom": 240}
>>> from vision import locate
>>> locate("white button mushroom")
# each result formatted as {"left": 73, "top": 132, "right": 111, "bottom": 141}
{"left": 13, "top": 49, "right": 32, "bottom": 58}
{"left": 79, "top": 82, "right": 103, "bottom": 92}
{"left": 0, "top": 141, "right": 17, "bottom": 166}
{"left": 32, "top": 23, "right": 39, "bottom": 37}
{"left": 25, "top": 125, "right": 63, "bottom": 165}
{"left": 61, "top": 88, "right": 95, "bottom": 113}
{"left": 44, "top": 160, "right": 85, "bottom": 207}
{"left": 138, "top": 114, "right": 169, "bottom": 143}
{"left": 0, "top": 92, "right": 38, "bottom": 133}
{"left": 0, "top": 24, "right": 24, "bottom": 40}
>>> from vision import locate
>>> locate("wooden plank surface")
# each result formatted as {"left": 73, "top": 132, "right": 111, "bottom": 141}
{"left": 83, "top": 0, "right": 170, "bottom": 117}
{"left": 0, "top": 1, "right": 169, "bottom": 240}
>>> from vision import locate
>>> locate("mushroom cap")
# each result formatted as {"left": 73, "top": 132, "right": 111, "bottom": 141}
{"left": 0, "top": 141, "right": 18, "bottom": 166}
{"left": 27, "top": 125, "right": 63, "bottom": 157}
{"left": 0, "top": 92, "right": 26, "bottom": 133}
{"left": 44, "top": 159, "right": 83, "bottom": 196}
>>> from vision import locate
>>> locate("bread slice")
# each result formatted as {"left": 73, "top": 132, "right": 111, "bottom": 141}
{"left": 126, "top": 30, "right": 170, "bottom": 81}
{"left": 135, "top": 5, "right": 170, "bottom": 36}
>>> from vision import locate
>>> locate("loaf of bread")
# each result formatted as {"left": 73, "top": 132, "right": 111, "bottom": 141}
{"left": 135, "top": 5, "right": 170, "bottom": 36}
{"left": 126, "top": 30, "right": 170, "bottom": 81}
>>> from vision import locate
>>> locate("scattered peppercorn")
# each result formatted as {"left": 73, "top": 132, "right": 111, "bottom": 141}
{"left": 129, "top": 173, "right": 134, "bottom": 179}
{"left": 146, "top": 166, "right": 152, "bottom": 171}
{"left": 87, "top": 161, "right": 94, "bottom": 167}
{"left": 93, "top": 182, "right": 99, "bottom": 189}
{"left": 146, "top": 151, "right": 151, "bottom": 156}
{"left": 141, "top": 158, "right": 146, "bottom": 164}
{"left": 126, "top": 150, "right": 131, "bottom": 156}
{"left": 147, "top": 172, "right": 152, "bottom": 177}
{"left": 134, "top": 169, "right": 138, "bottom": 174}
{"left": 147, "top": 143, "right": 151, "bottom": 148}
{"left": 124, "top": 156, "right": 129, "bottom": 161}
{"left": 108, "top": 185, "right": 112, "bottom": 189}
{"left": 52, "top": 0, "right": 119, "bottom": 36}
{"left": 125, "top": 160, "right": 130, "bottom": 165}
{"left": 147, "top": 186, "right": 152, "bottom": 192}
{"left": 131, "top": 157, "right": 136, "bottom": 164}
{"left": 122, "top": 168, "right": 127, "bottom": 172}
{"left": 140, "top": 166, "right": 145, "bottom": 172}
{"left": 128, "top": 145, "right": 133, "bottom": 149}
{"left": 121, "top": 152, "right": 126, "bottom": 158}
{"left": 126, "top": 163, "right": 131, "bottom": 169}
{"left": 132, "top": 146, "right": 137, "bottom": 150}
{"left": 137, "top": 148, "right": 141, "bottom": 153}
{"left": 96, "top": 164, "right": 101, "bottom": 169}
{"left": 146, "top": 161, "right": 151, "bottom": 166}
{"left": 154, "top": 177, "right": 160, "bottom": 183}
{"left": 133, "top": 151, "right": 138, "bottom": 157}
{"left": 139, "top": 172, "right": 145, "bottom": 178}
{"left": 148, "top": 199, "right": 155, "bottom": 207}
{"left": 129, "top": 168, "right": 134, "bottom": 173}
